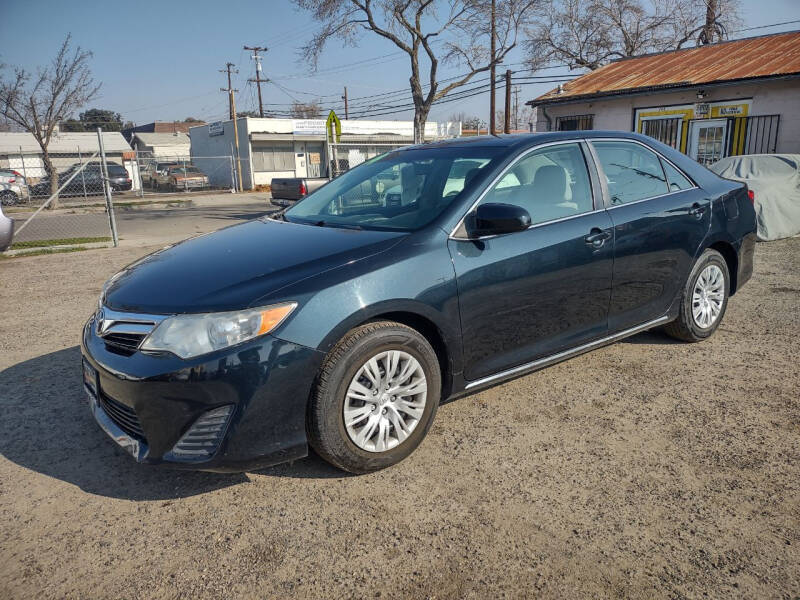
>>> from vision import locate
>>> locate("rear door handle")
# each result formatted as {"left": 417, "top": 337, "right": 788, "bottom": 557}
{"left": 584, "top": 228, "right": 611, "bottom": 247}
{"left": 688, "top": 203, "right": 707, "bottom": 218}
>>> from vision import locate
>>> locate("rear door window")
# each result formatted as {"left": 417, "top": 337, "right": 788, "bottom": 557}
{"left": 592, "top": 141, "right": 669, "bottom": 205}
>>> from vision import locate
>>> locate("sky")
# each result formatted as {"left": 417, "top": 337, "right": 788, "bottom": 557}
{"left": 1, "top": 0, "right": 799, "bottom": 127}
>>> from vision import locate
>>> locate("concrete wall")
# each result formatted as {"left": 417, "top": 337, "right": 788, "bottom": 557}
{"left": 535, "top": 79, "right": 800, "bottom": 154}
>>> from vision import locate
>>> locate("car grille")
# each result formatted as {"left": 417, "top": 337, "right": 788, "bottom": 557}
{"left": 103, "top": 332, "right": 147, "bottom": 355}
{"left": 98, "top": 390, "right": 145, "bottom": 439}
{"left": 95, "top": 307, "right": 166, "bottom": 356}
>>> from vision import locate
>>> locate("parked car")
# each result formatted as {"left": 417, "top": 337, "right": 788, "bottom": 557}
{"left": 0, "top": 169, "right": 30, "bottom": 205}
{"left": 141, "top": 161, "right": 179, "bottom": 189}
{"left": 0, "top": 201, "right": 13, "bottom": 251}
{"left": 31, "top": 162, "right": 132, "bottom": 197}
{"left": 153, "top": 165, "right": 209, "bottom": 191}
{"left": 709, "top": 154, "right": 800, "bottom": 241}
{"left": 270, "top": 176, "right": 328, "bottom": 206}
{"left": 82, "top": 131, "right": 756, "bottom": 474}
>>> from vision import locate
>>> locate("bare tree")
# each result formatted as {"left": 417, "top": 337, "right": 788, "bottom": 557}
{"left": 0, "top": 35, "right": 99, "bottom": 208}
{"left": 295, "top": 0, "right": 538, "bottom": 143}
{"left": 290, "top": 100, "right": 323, "bottom": 118}
{"left": 526, "top": 0, "right": 741, "bottom": 71}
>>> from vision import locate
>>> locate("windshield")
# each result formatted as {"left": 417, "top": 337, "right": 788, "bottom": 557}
{"left": 284, "top": 146, "right": 501, "bottom": 231}
{"left": 170, "top": 167, "right": 201, "bottom": 174}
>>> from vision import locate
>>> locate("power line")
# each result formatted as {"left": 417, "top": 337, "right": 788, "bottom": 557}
{"left": 346, "top": 77, "right": 570, "bottom": 119}
{"left": 730, "top": 19, "right": 800, "bottom": 33}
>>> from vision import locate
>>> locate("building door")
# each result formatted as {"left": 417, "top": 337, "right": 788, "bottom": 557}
{"left": 688, "top": 119, "right": 728, "bottom": 165}
{"left": 306, "top": 143, "right": 324, "bottom": 178}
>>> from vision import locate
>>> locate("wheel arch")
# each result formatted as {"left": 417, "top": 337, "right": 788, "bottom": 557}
{"left": 706, "top": 239, "right": 739, "bottom": 295}
{"left": 317, "top": 302, "right": 459, "bottom": 401}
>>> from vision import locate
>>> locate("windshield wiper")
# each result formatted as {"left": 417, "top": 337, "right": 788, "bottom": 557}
{"left": 314, "top": 220, "right": 363, "bottom": 230}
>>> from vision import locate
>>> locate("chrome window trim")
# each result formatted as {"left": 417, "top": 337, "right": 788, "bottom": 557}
{"left": 587, "top": 138, "right": 700, "bottom": 209}
{"left": 464, "top": 314, "right": 670, "bottom": 389}
{"left": 448, "top": 139, "right": 591, "bottom": 240}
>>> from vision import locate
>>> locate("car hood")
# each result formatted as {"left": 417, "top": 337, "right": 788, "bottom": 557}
{"left": 104, "top": 218, "right": 407, "bottom": 314}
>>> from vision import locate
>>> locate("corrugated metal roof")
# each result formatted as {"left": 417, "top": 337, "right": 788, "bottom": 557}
{"left": 533, "top": 31, "right": 800, "bottom": 104}
{"left": 133, "top": 132, "right": 190, "bottom": 146}
{"left": 0, "top": 131, "right": 132, "bottom": 154}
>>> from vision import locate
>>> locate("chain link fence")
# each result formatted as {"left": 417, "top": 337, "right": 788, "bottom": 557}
{"left": 132, "top": 152, "right": 236, "bottom": 196}
{"left": 328, "top": 137, "right": 411, "bottom": 178}
{"left": 3, "top": 147, "right": 119, "bottom": 255}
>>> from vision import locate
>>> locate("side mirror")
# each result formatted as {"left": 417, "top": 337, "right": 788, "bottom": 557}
{"left": 469, "top": 202, "right": 531, "bottom": 237}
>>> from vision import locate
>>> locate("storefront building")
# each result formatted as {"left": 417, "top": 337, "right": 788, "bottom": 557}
{"left": 529, "top": 31, "right": 800, "bottom": 165}
{"left": 189, "top": 117, "right": 460, "bottom": 189}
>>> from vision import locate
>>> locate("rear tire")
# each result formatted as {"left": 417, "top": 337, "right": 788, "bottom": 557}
{"left": 663, "top": 248, "right": 729, "bottom": 342}
{"left": 308, "top": 321, "right": 441, "bottom": 474}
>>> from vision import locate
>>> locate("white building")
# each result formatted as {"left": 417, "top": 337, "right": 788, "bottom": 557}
{"left": 131, "top": 132, "right": 191, "bottom": 159}
{"left": 189, "top": 117, "right": 461, "bottom": 189}
{"left": 529, "top": 31, "right": 800, "bottom": 165}
{"left": 0, "top": 131, "right": 132, "bottom": 180}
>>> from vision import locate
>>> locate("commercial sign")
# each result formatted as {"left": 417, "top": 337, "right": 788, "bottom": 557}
{"left": 209, "top": 121, "right": 224, "bottom": 137}
{"left": 292, "top": 119, "right": 326, "bottom": 135}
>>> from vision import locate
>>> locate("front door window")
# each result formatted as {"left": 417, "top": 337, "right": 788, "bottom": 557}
{"left": 689, "top": 119, "right": 728, "bottom": 165}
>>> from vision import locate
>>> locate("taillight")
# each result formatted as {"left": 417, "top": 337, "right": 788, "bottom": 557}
{"left": 299, "top": 182, "right": 307, "bottom": 196}
{"left": 12, "top": 171, "right": 22, "bottom": 177}
{"left": 747, "top": 189, "right": 755, "bottom": 205}
{"left": 7, "top": 177, "right": 15, "bottom": 183}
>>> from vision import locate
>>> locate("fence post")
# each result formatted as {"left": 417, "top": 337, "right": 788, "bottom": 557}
{"left": 135, "top": 150, "right": 144, "bottom": 198}
{"left": 77, "top": 147, "right": 88, "bottom": 199}
{"left": 97, "top": 128, "right": 119, "bottom": 247}
{"left": 229, "top": 153, "right": 235, "bottom": 193}
{"left": 18, "top": 146, "right": 28, "bottom": 184}
{"left": 230, "top": 143, "right": 238, "bottom": 193}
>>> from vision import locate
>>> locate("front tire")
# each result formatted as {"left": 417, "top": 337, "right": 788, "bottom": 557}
{"left": 308, "top": 321, "right": 441, "bottom": 474}
{"left": 0, "top": 190, "right": 18, "bottom": 206}
{"left": 664, "top": 248, "right": 729, "bottom": 342}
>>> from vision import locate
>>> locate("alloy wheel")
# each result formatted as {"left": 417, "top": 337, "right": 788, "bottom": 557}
{"left": 692, "top": 264, "right": 725, "bottom": 328}
{"left": 343, "top": 350, "right": 427, "bottom": 453}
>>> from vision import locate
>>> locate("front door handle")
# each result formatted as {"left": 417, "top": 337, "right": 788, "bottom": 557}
{"left": 688, "top": 202, "right": 707, "bottom": 218}
{"left": 584, "top": 228, "right": 611, "bottom": 247}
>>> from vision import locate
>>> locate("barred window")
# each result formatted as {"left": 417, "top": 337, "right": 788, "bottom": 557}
{"left": 556, "top": 114, "right": 593, "bottom": 131}
{"left": 251, "top": 143, "right": 294, "bottom": 172}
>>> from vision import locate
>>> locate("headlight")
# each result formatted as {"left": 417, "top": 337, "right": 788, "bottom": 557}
{"left": 140, "top": 302, "right": 296, "bottom": 359}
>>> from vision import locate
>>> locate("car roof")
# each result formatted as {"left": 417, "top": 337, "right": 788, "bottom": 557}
{"left": 403, "top": 130, "right": 658, "bottom": 152}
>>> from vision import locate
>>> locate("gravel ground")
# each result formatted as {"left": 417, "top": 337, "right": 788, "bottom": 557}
{"left": 1, "top": 238, "right": 798, "bottom": 599}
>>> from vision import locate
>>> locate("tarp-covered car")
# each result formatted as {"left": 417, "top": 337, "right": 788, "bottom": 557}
{"left": 710, "top": 154, "right": 800, "bottom": 241}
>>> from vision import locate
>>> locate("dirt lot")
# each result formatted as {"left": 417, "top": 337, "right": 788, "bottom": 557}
{"left": 1, "top": 238, "right": 798, "bottom": 599}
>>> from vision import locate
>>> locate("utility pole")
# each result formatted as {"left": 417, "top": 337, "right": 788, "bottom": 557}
{"left": 244, "top": 45, "right": 269, "bottom": 117}
{"left": 342, "top": 87, "right": 349, "bottom": 119}
{"left": 489, "top": 0, "right": 496, "bottom": 135}
{"left": 231, "top": 91, "right": 243, "bottom": 192}
{"left": 220, "top": 62, "right": 238, "bottom": 120}
{"left": 220, "top": 63, "right": 243, "bottom": 191}
{"left": 513, "top": 86, "right": 520, "bottom": 131}
{"left": 504, "top": 69, "right": 512, "bottom": 134}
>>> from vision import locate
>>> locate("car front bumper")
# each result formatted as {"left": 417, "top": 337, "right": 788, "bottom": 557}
{"left": 80, "top": 314, "right": 324, "bottom": 472}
